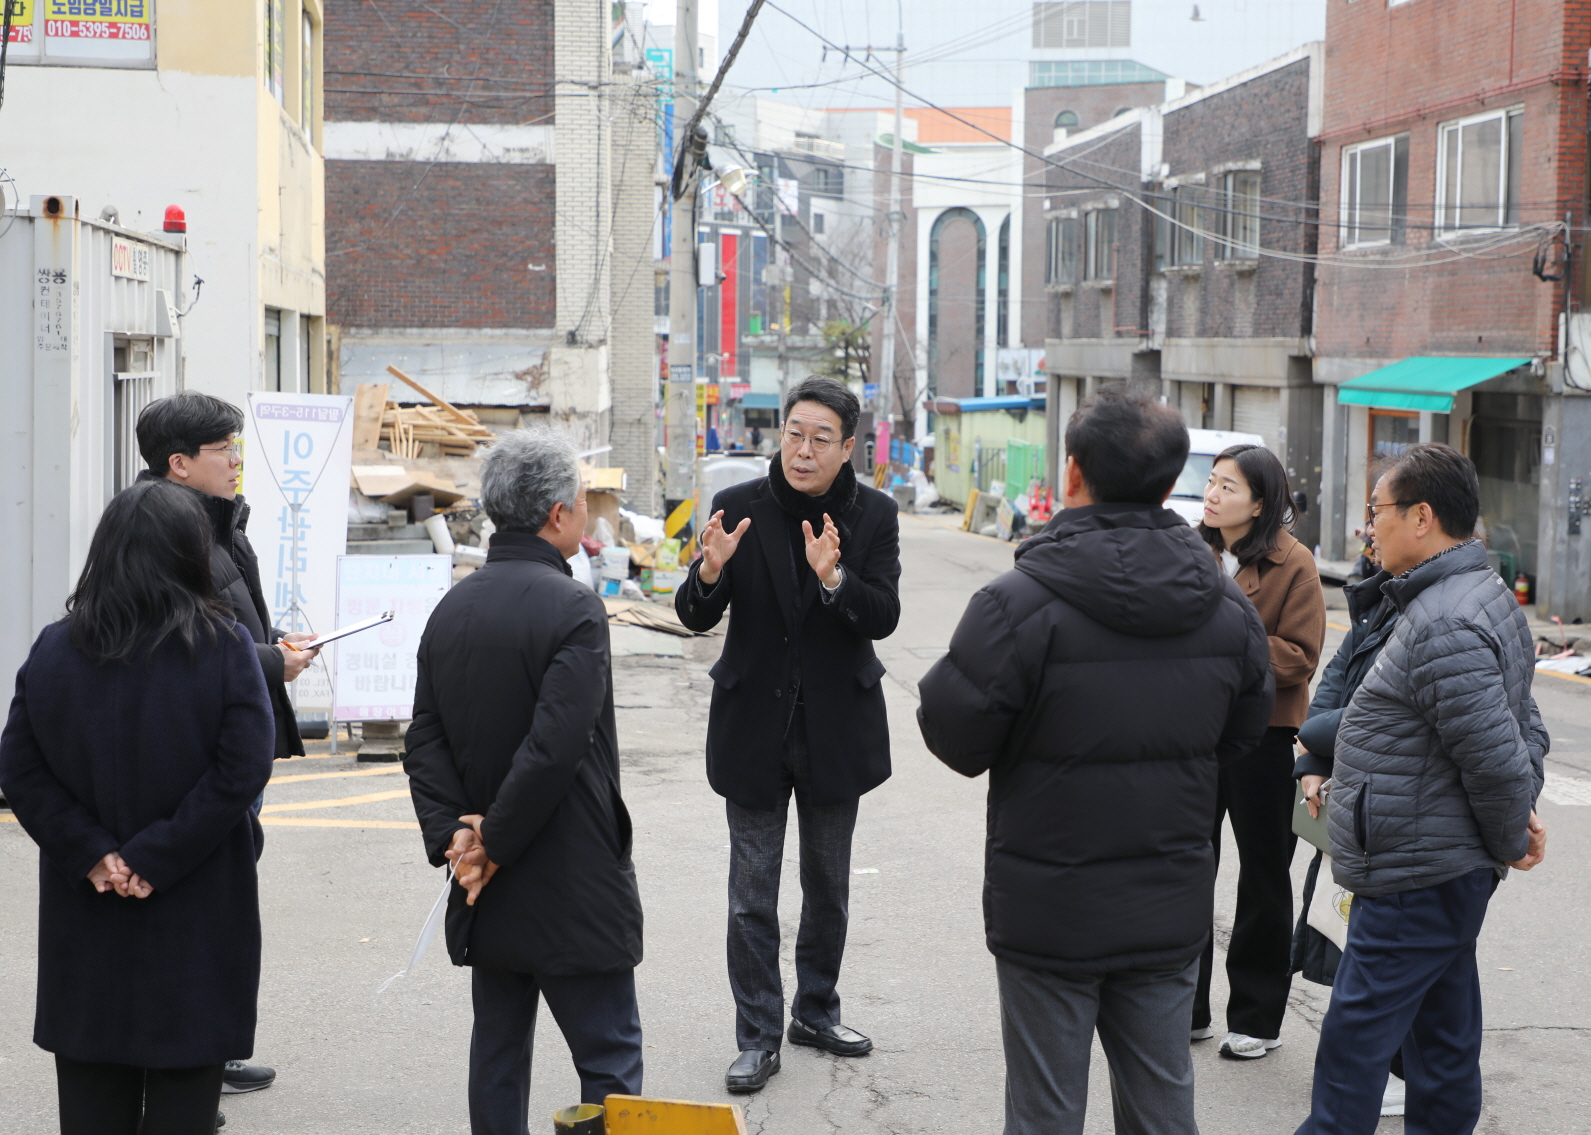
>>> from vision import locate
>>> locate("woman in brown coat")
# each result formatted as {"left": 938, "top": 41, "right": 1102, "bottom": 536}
{"left": 1193, "top": 443, "right": 1326, "bottom": 1059}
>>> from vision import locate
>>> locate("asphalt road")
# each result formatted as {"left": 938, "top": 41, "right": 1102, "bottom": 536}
{"left": 2, "top": 510, "right": 1589, "bottom": 1133}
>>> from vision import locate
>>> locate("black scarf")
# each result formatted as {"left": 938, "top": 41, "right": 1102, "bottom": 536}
{"left": 768, "top": 456, "right": 859, "bottom": 540}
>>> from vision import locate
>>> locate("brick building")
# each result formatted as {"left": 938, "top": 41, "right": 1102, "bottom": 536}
{"left": 1040, "top": 45, "right": 1324, "bottom": 545}
{"left": 1312, "top": 0, "right": 1591, "bottom": 616}
{"left": 322, "top": 0, "right": 660, "bottom": 508}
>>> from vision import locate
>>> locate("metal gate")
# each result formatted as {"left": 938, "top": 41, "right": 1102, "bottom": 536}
{"left": 1233, "top": 386, "right": 1282, "bottom": 453}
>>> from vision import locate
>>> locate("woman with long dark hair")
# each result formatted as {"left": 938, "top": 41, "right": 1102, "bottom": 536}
{"left": 0, "top": 479, "right": 274, "bottom": 1135}
{"left": 1191, "top": 443, "right": 1326, "bottom": 1060}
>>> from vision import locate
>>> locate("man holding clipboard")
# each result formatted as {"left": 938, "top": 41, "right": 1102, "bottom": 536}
{"left": 136, "top": 391, "right": 321, "bottom": 1102}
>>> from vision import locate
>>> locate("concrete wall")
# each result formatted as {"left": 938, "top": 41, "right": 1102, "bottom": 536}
{"left": 0, "top": 0, "right": 326, "bottom": 406}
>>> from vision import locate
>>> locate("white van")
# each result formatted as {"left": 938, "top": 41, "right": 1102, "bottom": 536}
{"left": 1164, "top": 428, "right": 1267, "bottom": 526}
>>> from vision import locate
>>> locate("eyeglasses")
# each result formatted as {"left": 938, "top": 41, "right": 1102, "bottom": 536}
{"left": 199, "top": 442, "right": 243, "bottom": 462}
{"left": 781, "top": 428, "right": 835, "bottom": 454}
{"left": 1365, "top": 501, "right": 1412, "bottom": 526}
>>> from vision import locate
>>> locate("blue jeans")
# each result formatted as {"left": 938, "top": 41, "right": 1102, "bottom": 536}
{"left": 1296, "top": 867, "right": 1498, "bottom": 1135}
{"left": 725, "top": 711, "right": 860, "bottom": 1051}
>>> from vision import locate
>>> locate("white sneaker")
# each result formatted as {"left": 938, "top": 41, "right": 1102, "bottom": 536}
{"left": 1190, "top": 1026, "right": 1215, "bottom": 1041}
{"left": 1381, "top": 1078, "right": 1406, "bottom": 1117}
{"left": 1218, "top": 1032, "right": 1283, "bottom": 1059}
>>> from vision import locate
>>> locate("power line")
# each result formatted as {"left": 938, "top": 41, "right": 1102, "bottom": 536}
{"left": 763, "top": 1, "right": 1557, "bottom": 272}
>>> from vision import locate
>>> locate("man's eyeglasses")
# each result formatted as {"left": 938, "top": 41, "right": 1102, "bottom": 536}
{"left": 781, "top": 428, "right": 835, "bottom": 454}
{"left": 199, "top": 442, "right": 243, "bottom": 461}
{"left": 1365, "top": 501, "right": 1411, "bottom": 526}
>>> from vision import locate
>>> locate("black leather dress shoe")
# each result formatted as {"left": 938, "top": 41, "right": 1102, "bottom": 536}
{"left": 725, "top": 1049, "right": 780, "bottom": 1093}
{"left": 788, "top": 1019, "right": 873, "bottom": 1056}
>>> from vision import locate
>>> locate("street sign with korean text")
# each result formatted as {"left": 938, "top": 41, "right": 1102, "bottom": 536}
{"left": 331, "top": 555, "right": 451, "bottom": 721}
{"left": 241, "top": 392, "right": 354, "bottom": 715}
{"left": 110, "top": 236, "right": 150, "bottom": 281}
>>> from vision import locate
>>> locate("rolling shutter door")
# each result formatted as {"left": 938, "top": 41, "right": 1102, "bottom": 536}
{"left": 1232, "top": 386, "right": 1282, "bottom": 453}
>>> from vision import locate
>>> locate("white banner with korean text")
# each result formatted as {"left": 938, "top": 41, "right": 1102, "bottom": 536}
{"left": 242, "top": 392, "right": 354, "bottom": 716}
{"left": 332, "top": 555, "right": 451, "bottom": 722}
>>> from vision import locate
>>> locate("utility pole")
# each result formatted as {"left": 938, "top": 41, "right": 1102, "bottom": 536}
{"left": 876, "top": 34, "right": 906, "bottom": 440}
{"left": 664, "top": 0, "right": 699, "bottom": 514}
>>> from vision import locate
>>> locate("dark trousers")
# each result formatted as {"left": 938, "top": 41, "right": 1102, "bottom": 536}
{"left": 55, "top": 1055, "right": 223, "bottom": 1135}
{"left": 1194, "top": 726, "right": 1298, "bottom": 1038}
{"left": 725, "top": 711, "right": 860, "bottom": 1051}
{"left": 1296, "top": 867, "right": 1497, "bottom": 1135}
{"left": 467, "top": 965, "right": 642, "bottom": 1135}
{"left": 998, "top": 956, "right": 1200, "bottom": 1135}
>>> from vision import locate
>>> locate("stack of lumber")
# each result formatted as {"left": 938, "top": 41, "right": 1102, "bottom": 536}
{"left": 602, "top": 598, "right": 716, "bottom": 637}
{"left": 353, "top": 366, "right": 497, "bottom": 459}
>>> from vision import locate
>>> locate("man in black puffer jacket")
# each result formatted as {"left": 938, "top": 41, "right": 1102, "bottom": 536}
{"left": 918, "top": 385, "right": 1273, "bottom": 1135}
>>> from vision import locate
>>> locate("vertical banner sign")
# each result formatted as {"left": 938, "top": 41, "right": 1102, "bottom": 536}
{"left": 332, "top": 555, "right": 451, "bottom": 722}
{"left": 242, "top": 393, "right": 354, "bottom": 715}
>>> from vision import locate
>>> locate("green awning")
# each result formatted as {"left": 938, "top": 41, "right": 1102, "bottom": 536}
{"left": 875, "top": 133, "right": 937, "bottom": 155}
{"left": 1336, "top": 356, "right": 1529, "bottom": 413}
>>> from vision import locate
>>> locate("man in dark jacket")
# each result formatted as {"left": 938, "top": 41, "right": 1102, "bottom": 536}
{"left": 676, "top": 376, "right": 900, "bottom": 1093}
{"left": 137, "top": 391, "right": 318, "bottom": 1100}
{"left": 918, "top": 384, "right": 1273, "bottom": 1135}
{"left": 138, "top": 392, "right": 317, "bottom": 766}
{"left": 1296, "top": 444, "right": 1547, "bottom": 1135}
{"left": 405, "top": 429, "right": 643, "bottom": 1133}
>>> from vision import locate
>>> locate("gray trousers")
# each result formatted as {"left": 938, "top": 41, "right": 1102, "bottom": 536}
{"left": 725, "top": 709, "right": 859, "bottom": 1051}
{"left": 998, "top": 955, "right": 1200, "bottom": 1135}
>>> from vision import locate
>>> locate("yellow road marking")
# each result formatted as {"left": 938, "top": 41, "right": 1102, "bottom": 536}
{"left": 270, "top": 766, "right": 405, "bottom": 786}
{"left": 261, "top": 788, "right": 411, "bottom": 814}
{"left": 1538, "top": 668, "right": 1591, "bottom": 687}
{"left": 259, "top": 817, "right": 419, "bottom": 829}
{"left": 1326, "top": 621, "right": 1350, "bottom": 632}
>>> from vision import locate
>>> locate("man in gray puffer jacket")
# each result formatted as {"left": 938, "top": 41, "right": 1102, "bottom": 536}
{"left": 1296, "top": 444, "right": 1547, "bottom": 1135}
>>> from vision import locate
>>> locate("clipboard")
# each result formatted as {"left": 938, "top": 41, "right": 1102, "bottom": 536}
{"left": 1293, "top": 789, "right": 1330, "bottom": 854}
{"left": 282, "top": 610, "right": 394, "bottom": 651}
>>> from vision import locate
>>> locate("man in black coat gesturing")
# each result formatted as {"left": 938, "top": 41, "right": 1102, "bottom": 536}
{"left": 918, "top": 385, "right": 1273, "bottom": 1135}
{"left": 676, "top": 376, "right": 900, "bottom": 1093}
{"left": 405, "top": 429, "right": 643, "bottom": 1133}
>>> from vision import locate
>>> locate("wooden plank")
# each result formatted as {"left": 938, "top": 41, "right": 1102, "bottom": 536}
{"left": 602, "top": 1096, "right": 747, "bottom": 1135}
{"left": 386, "top": 365, "right": 479, "bottom": 426}
{"left": 352, "top": 383, "right": 389, "bottom": 451}
{"left": 414, "top": 405, "right": 490, "bottom": 442}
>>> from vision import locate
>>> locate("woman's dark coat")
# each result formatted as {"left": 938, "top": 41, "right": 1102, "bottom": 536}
{"left": 0, "top": 621, "right": 275, "bottom": 1067}
{"left": 1290, "top": 569, "right": 1397, "bottom": 984}
{"left": 917, "top": 504, "right": 1274, "bottom": 975}
{"left": 674, "top": 468, "right": 901, "bottom": 809}
{"left": 404, "top": 531, "right": 643, "bottom": 976}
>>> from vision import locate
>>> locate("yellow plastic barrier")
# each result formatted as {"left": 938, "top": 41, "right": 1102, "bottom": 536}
{"left": 602, "top": 1095, "right": 747, "bottom": 1135}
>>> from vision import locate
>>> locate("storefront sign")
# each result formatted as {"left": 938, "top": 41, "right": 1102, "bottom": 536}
{"left": 5, "top": 0, "right": 37, "bottom": 45}
{"left": 38, "top": 0, "right": 152, "bottom": 61}
{"left": 332, "top": 555, "right": 451, "bottom": 721}
{"left": 242, "top": 392, "right": 354, "bottom": 714}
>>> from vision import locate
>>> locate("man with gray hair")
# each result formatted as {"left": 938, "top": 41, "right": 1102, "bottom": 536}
{"left": 405, "top": 429, "right": 645, "bottom": 1134}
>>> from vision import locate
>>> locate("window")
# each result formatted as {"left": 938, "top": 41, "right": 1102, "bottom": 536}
{"left": 1032, "top": 2, "right": 1131, "bottom": 48}
{"left": 1218, "top": 170, "right": 1261, "bottom": 259}
{"left": 265, "top": 0, "right": 285, "bottom": 104}
{"left": 1045, "top": 216, "right": 1080, "bottom": 284}
{"left": 1437, "top": 108, "right": 1523, "bottom": 233}
{"left": 301, "top": 12, "right": 315, "bottom": 130}
{"left": 808, "top": 165, "right": 843, "bottom": 198}
{"left": 1155, "top": 186, "right": 1203, "bottom": 268}
{"left": 1342, "top": 134, "right": 1409, "bottom": 246}
{"left": 1085, "top": 209, "right": 1116, "bottom": 281}
{"left": 1055, "top": 110, "right": 1079, "bottom": 129}
{"left": 1030, "top": 59, "right": 1166, "bottom": 87}
{"left": 811, "top": 211, "right": 825, "bottom": 235}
